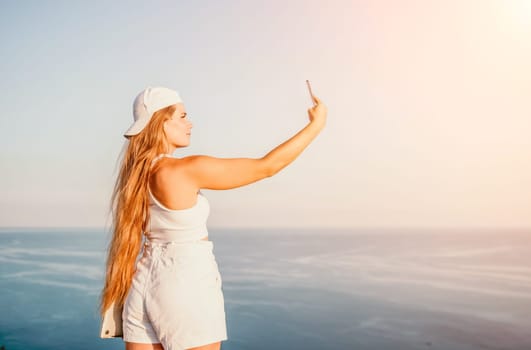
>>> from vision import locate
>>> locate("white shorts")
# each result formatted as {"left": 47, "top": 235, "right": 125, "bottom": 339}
{"left": 122, "top": 239, "right": 228, "bottom": 349}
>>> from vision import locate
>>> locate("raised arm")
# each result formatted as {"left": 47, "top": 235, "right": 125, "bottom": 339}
{"left": 183, "top": 95, "right": 327, "bottom": 190}
{"left": 263, "top": 95, "right": 327, "bottom": 176}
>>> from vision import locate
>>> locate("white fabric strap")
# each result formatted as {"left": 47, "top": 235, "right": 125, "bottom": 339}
{"left": 150, "top": 153, "right": 173, "bottom": 168}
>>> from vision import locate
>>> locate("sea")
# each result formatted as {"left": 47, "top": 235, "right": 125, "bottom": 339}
{"left": 0, "top": 227, "right": 530, "bottom": 350}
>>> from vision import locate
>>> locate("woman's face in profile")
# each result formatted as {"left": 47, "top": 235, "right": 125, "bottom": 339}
{"left": 163, "top": 103, "right": 193, "bottom": 148}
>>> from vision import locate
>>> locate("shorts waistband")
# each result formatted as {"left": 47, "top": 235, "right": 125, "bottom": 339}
{"left": 143, "top": 239, "right": 214, "bottom": 259}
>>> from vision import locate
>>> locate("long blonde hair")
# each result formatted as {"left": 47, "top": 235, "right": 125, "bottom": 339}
{"left": 99, "top": 104, "right": 177, "bottom": 315}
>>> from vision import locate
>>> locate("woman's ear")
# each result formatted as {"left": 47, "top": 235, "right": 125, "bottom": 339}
{"left": 162, "top": 118, "right": 170, "bottom": 132}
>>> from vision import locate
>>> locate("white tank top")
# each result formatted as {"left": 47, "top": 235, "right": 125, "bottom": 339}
{"left": 144, "top": 154, "right": 210, "bottom": 243}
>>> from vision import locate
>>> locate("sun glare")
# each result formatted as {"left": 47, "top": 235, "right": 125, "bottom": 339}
{"left": 500, "top": 0, "right": 531, "bottom": 32}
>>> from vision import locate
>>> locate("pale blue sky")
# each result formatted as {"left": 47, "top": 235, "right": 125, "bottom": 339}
{"left": 1, "top": 1, "right": 530, "bottom": 229}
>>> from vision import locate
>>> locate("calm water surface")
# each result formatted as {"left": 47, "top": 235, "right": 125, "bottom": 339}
{"left": 0, "top": 228, "right": 530, "bottom": 350}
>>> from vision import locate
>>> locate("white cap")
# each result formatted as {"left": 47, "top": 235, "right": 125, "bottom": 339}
{"left": 124, "top": 86, "right": 183, "bottom": 138}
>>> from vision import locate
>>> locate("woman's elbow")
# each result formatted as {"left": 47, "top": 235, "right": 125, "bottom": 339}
{"left": 260, "top": 157, "right": 278, "bottom": 178}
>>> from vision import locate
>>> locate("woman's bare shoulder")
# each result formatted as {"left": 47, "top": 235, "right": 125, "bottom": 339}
{"left": 149, "top": 156, "right": 200, "bottom": 203}
{"left": 160, "top": 154, "right": 201, "bottom": 172}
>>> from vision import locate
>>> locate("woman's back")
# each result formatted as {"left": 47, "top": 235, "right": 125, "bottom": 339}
{"left": 148, "top": 154, "right": 201, "bottom": 211}
{"left": 146, "top": 154, "right": 210, "bottom": 243}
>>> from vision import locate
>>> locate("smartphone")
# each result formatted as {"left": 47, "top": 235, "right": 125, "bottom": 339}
{"left": 306, "top": 80, "right": 316, "bottom": 106}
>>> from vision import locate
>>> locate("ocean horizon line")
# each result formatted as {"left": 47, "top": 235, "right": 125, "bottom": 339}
{"left": 0, "top": 226, "right": 530, "bottom": 234}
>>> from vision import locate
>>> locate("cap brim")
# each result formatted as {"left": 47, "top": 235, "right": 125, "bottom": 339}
{"left": 123, "top": 117, "right": 150, "bottom": 138}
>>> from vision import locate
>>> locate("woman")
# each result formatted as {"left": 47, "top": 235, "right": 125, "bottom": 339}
{"left": 100, "top": 86, "right": 327, "bottom": 350}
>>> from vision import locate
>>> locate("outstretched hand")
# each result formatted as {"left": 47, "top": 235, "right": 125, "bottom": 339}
{"left": 307, "top": 95, "right": 327, "bottom": 128}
